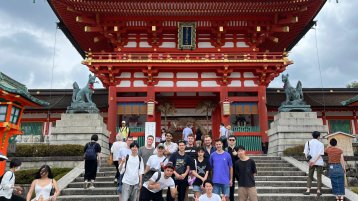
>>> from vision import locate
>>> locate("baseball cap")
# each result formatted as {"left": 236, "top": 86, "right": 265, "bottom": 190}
{"left": 157, "top": 143, "right": 165, "bottom": 149}
{"left": 164, "top": 162, "right": 175, "bottom": 170}
{"left": 121, "top": 121, "right": 126, "bottom": 124}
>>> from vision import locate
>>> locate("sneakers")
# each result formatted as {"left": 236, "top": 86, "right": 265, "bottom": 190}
{"left": 88, "top": 184, "right": 95, "bottom": 189}
{"left": 84, "top": 180, "right": 89, "bottom": 189}
{"left": 114, "top": 178, "right": 117, "bottom": 183}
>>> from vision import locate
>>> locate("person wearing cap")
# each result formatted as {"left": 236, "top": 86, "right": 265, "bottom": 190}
{"left": 153, "top": 132, "right": 178, "bottom": 157}
{"left": 140, "top": 162, "right": 177, "bottom": 201}
{"left": 119, "top": 121, "right": 130, "bottom": 141}
{"left": 145, "top": 143, "right": 168, "bottom": 173}
{"left": 0, "top": 159, "right": 25, "bottom": 201}
{"left": 234, "top": 145, "right": 258, "bottom": 201}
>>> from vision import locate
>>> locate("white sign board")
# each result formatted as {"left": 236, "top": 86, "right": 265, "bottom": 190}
{"left": 145, "top": 122, "right": 156, "bottom": 148}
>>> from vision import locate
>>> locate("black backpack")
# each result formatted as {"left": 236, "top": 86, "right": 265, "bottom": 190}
{"left": 84, "top": 143, "right": 97, "bottom": 160}
{"left": 142, "top": 169, "right": 161, "bottom": 183}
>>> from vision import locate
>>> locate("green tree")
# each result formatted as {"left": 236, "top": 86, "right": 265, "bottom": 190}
{"left": 157, "top": 101, "right": 176, "bottom": 129}
{"left": 196, "top": 100, "right": 217, "bottom": 131}
{"left": 346, "top": 81, "right": 358, "bottom": 88}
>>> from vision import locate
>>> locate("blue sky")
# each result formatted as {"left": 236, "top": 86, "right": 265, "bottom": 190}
{"left": 0, "top": 0, "right": 356, "bottom": 89}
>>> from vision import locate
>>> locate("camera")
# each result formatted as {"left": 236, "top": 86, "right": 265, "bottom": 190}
{"left": 306, "top": 155, "right": 312, "bottom": 161}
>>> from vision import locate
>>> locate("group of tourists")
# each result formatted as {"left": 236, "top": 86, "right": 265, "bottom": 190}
{"left": 0, "top": 159, "right": 60, "bottom": 201}
{"left": 102, "top": 120, "right": 258, "bottom": 201}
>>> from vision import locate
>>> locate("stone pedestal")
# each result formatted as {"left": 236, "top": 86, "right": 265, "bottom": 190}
{"left": 50, "top": 113, "right": 110, "bottom": 156}
{"left": 268, "top": 112, "right": 328, "bottom": 156}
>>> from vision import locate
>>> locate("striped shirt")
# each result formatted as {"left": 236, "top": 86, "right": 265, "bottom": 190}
{"left": 325, "top": 146, "right": 343, "bottom": 164}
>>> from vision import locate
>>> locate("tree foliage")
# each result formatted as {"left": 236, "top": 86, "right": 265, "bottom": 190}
{"left": 196, "top": 100, "right": 217, "bottom": 131}
{"left": 346, "top": 81, "right": 358, "bottom": 88}
{"left": 157, "top": 101, "right": 176, "bottom": 129}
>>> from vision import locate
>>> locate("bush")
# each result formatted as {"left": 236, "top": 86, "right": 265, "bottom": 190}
{"left": 283, "top": 145, "right": 305, "bottom": 157}
{"left": 351, "top": 187, "right": 358, "bottom": 194}
{"left": 15, "top": 168, "right": 72, "bottom": 184}
{"left": 9, "top": 144, "right": 84, "bottom": 157}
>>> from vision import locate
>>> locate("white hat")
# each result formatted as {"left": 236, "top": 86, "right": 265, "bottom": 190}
{"left": 121, "top": 121, "right": 126, "bottom": 124}
{"left": 0, "top": 152, "right": 8, "bottom": 161}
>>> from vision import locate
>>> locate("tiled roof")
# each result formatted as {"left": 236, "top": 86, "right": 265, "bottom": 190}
{"left": 0, "top": 72, "right": 49, "bottom": 107}
{"left": 25, "top": 88, "right": 358, "bottom": 111}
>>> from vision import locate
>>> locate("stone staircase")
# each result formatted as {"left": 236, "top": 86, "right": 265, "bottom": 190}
{"left": 57, "top": 156, "right": 341, "bottom": 201}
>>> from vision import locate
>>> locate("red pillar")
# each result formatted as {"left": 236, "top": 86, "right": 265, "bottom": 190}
{"left": 220, "top": 86, "right": 230, "bottom": 126}
{"left": 258, "top": 85, "right": 268, "bottom": 143}
{"left": 353, "top": 110, "right": 358, "bottom": 134}
{"left": 322, "top": 111, "right": 327, "bottom": 125}
{"left": 212, "top": 105, "right": 221, "bottom": 140}
{"left": 108, "top": 86, "right": 117, "bottom": 143}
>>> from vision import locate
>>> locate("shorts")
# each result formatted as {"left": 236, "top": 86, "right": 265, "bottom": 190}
{"left": 213, "top": 183, "right": 230, "bottom": 197}
{"left": 192, "top": 185, "right": 203, "bottom": 193}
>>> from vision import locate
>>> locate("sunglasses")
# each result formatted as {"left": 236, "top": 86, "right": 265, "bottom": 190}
{"left": 228, "top": 139, "right": 236, "bottom": 141}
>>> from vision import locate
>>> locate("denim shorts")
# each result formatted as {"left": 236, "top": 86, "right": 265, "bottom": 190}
{"left": 213, "top": 183, "right": 230, "bottom": 197}
{"left": 193, "top": 185, "right": 203, "bottom": 193}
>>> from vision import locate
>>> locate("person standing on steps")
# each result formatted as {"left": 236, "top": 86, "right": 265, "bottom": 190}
{"left": 119, "top": 120, "right": 130, "bottom": 141}
{"left": 210, "top": 139, "right": 232, "bottom": 201}
{"left": 303, "top": 131, "right": 324, "bottom": 197}
{"left": 139, "top": 135, "right": 155, "bottom": 166}
{"left": 203, "top": 135, "right": 216, "bottom": 159}
{"left": 0, "top": 159, "right": 25, "bottom": 201}
{"left": 235, "top": 145, "right": 258, "bottom": 201}
{"left": 227, "top": 135, "right": 239, "bottom": 201}
{"left": 83, "top": 134, "right": 101, "bottom": 189}
{"left": 119, "top": 142, "right": 144, "bottom": 201}
{"left": 168, "top": 140, "right": 191, "bottom": 201}
{"left": 182, "top": 123, "right": 193, "bottom": 145}
{"left": 111, "top": 134, "right": 127, "bottom": 183}
{"left": 325, "top": 138, "right": 346, "bottom": 201}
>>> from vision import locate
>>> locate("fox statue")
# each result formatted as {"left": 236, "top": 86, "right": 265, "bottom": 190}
{"left": 282, "top": 73, "right": 303, "bottom": 104}
{"left": 72, "top": 74, "right": 97, "bottom": 104}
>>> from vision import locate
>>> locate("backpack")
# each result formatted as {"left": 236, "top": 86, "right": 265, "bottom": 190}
{"left": 84, "top": 143, "right": 97, "bottom": 160}
{"left": 142, "top": 169, "right": 162, "bottom": 184}
{"left": 117, "top": 155, "right": 142, "bottom": 193}
{"left": 0, "top": 171, "right": 14, "bottom": 190}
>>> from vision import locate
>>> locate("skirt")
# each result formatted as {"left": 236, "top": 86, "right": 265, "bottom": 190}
{"left": 329, "top": 164, "right": 345, "bottom": 196}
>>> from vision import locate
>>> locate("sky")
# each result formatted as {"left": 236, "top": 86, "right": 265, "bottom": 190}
{"left": 0, "top": 0, "right": 357, "bottom": 90}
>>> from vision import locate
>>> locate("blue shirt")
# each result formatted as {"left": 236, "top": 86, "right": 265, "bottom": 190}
{"left": 210, "top": 151, "right": 232, "bottom": 185}
{"left": 182, "top": 127, "right": 193, "bottom": 141}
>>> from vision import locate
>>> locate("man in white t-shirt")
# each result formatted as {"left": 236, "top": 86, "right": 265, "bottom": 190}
{"left": 140, "top": 162, "right": 177, "bottom": 201}
{"left": 195, "top": 180, "right": 224, "bottom": 201}
{"left": 153, "top": 132, "right": 178, "bottom": 157}
{"left": 119, "top": 142, "right": 144, "bottom": 201}
{"left": 111, "top": 134, "right": 127, "bottom": 183}
{"left": 303, "top": 131, "right": 324, "bottom": 196}
{"left": 145, "top": 143, "right": 168, "bottom": 173}
{"left": 0, "top": 159, "right": 24, "bottom": 201}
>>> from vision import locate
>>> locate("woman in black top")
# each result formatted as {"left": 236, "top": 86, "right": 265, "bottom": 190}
{"left": 83, "top": 134, "right": 101, "bottom": 189}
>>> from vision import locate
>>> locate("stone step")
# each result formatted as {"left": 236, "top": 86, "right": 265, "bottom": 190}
{"left": 68, "top": 180, "right": 317, "bottom": 188}
{"left": 58, "top": 194, "right": 338, "bottom": 201}
{"left": 75, "top": 175, "right": 309, "bottom": 182}
{"left": 82, "top": 170, "right": 306, "bottom": 177}
{"left": 60, "top": 186, "right": 331, "bottom": 196}
{"left": 98, "top": 166, "right": 298, "bottom": 172}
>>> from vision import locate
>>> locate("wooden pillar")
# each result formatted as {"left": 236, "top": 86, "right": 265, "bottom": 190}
{"left": 322, "top": 111, "right": 327, "bottom": 125}
{"left": 353, "top": 110, "right": 358, "bottom": 134}
{"left": 258, "top": 85, "right": 268, "bottom": 143}
{"left": 220, "top": 86, "right": 230, "bottom": 126}
{"left": 108, "top": 86, "right": 117, "bottom": 144}
{"left": 212, "top": 105, "right": 221, "bottom": 140}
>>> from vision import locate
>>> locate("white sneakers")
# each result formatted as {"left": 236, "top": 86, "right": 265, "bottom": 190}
{"left": 84, "top": 180, "right": 95, "bottom": 189}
